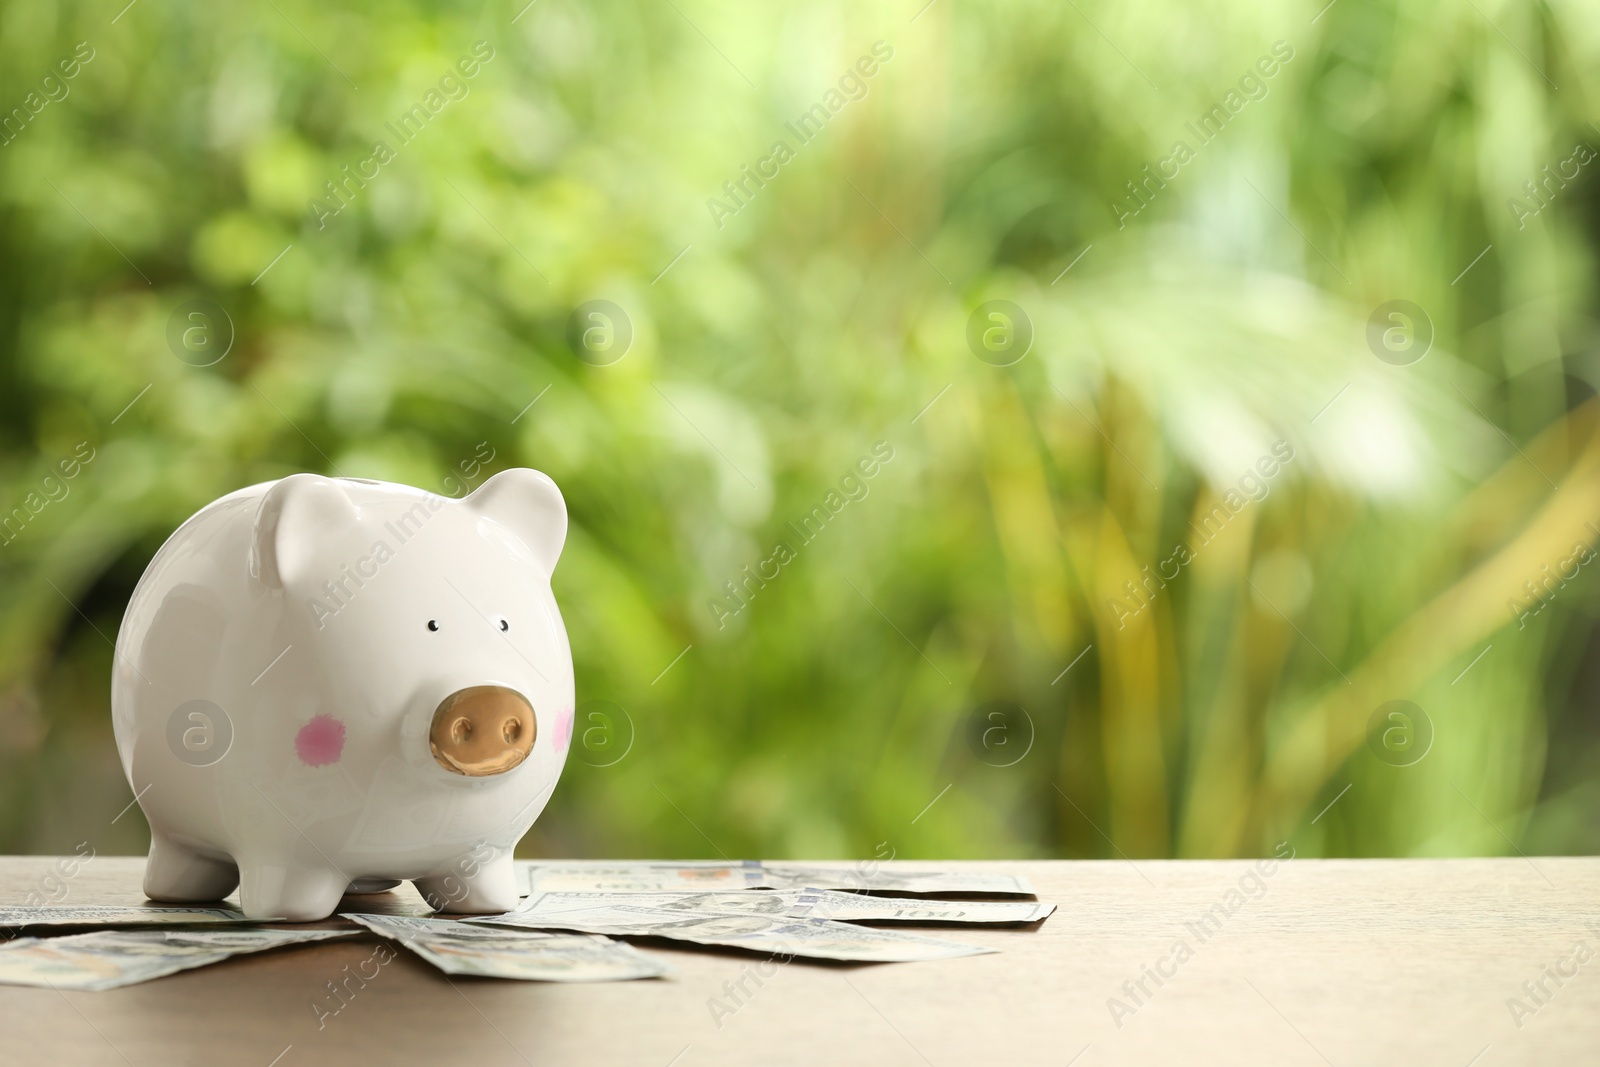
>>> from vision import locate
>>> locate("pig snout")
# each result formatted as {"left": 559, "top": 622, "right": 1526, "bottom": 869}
{"left": 428, "top": 685, "right": 537, "bottom": 776}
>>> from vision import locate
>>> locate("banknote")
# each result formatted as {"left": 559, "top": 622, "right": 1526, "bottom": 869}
{"left": 519, "top": 861, "right": 1035, "bottom": 897}
{"left": 519, "top": 861, "right": 768, "bottom": 894}
{"left": 0, "top": 928, "right": 356, "bottom": 991}
{"left": 506, "top": 888, "right": 1052, "bottom": 925}
{"left": 0, "top": 905, "right": 255, "bottom": 929}
{"left": 476, "top": 903, "right": 996, "bottom": 962}
{"left": 342, "top": 913, "right": 667, "bottom": 981}
{"left": 762, "top": 865, "right": 1036, "bottom": 896}
{"left": 501, "top": 890, "right": 805, "bottom": 924}
{"left": 786, "top": 890, "right": 1056, "bottom": 924}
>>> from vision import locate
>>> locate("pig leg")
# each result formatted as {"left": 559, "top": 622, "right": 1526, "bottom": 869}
{"left": 414, "top": 852, "right": 519, "bottom": 914}
{"left": 143, "top": 833, "right": 239, "bottom": 903}
{"left": 236, "top": 858, "right": 349, "bottom": 922}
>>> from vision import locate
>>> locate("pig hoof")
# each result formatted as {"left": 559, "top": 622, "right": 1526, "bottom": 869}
{"left": 143, "top": 834, "right": 239, "bottom": 903}
{"left": 346, "top": 878, "right": 402, "bottom": 894}
{"left": 415, "top": 853, "right": 519, "bottom": 914}
{"left": 238, "top": 862, "right": 349, "bottom": 921}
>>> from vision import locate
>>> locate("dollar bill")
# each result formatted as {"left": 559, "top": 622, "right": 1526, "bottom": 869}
{"left": 762, "top": 865, "right": 1036, "bottom": 896}
{"left": 520, "top": 861, "right": 768, "bottom": 894}
{"left": 342, "top": 913, "right": 667, "bottom": 982}
{"left": 503, "top": 887, "right": 1051, "bottom": 927}
{"left": 519, "top": 860, "right": 1034, "bottom": 897}
{"left": 498, "top": 890, "right": 805, "bottom": 929}
{"left": 475, "top": 903, "right": 996, "bottom": 962}
{"left": 0, "top": 905, "right": 255, "bottom": 929}
{"left": 786, "top": 889, "right": 1055, "bottom": 924}
{"left": 0, "top": 928, "right": 356, "bottom": 991}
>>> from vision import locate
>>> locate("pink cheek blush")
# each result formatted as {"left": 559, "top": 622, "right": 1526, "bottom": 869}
{"left": 553, "top": 705, "right": 573, "bottom": 751}
{"left": 295, "top": 715, "right": 346, "bottom": 767}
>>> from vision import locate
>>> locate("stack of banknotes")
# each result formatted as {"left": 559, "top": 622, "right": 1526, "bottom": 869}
{"left": 0, "top": 861, "right": 1052, "bottom": 988}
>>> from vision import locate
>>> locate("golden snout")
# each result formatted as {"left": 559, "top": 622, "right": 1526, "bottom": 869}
{"left": 428, "top": 686, "right": 536, "bottom": 777}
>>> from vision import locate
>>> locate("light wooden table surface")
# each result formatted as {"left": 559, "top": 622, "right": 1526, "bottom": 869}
{"left": 1, "top": 855, "right": 1596, "bottom": 1066}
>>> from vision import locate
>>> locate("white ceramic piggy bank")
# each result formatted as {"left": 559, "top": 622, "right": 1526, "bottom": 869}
{"left": 111, "top": 470, "right": 575, "bottom": 921}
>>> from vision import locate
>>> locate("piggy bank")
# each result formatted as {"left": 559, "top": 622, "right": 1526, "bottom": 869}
{"left": 111, "top": 471, "right": 575, "bottom": 921}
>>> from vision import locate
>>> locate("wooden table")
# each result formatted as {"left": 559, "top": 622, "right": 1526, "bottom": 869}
{"left": 1, "top": 855, "right": 1596, "bottom": 1065}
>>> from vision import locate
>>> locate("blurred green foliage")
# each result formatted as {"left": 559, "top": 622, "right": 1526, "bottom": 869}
{"left": 1, "top": 0, "right": 1599, "bottom": 864}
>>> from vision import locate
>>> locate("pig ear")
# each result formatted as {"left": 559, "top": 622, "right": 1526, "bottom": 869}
{"left": 464, "top": 468, "right": 568, "bottom": 575}
{"left": 252, "top": 474, "right": 359, "bottom": 589}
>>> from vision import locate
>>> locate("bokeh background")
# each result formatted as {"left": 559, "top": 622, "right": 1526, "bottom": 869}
{"left": 1, "top": 0, "right": 1597, "bottom": 864}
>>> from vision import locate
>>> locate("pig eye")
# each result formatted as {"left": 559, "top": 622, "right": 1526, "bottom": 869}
{"left": 427, "top": 620, "right": 440, "bottom": 632}
{"left": 498, "top": 618, "right": 510, "bottom": 632}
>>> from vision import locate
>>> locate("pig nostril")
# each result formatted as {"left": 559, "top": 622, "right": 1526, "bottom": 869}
{"left": 450, "top": 717, "right": 472, "bottom": 745}
{"left": 502, "top": 718, "right": 521, "bottom": 744}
